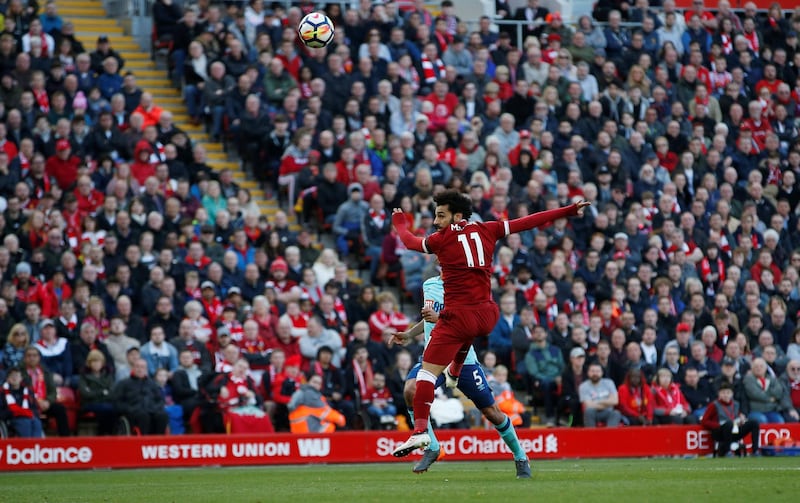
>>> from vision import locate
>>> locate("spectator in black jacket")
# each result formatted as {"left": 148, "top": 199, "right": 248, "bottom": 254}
{"left": 70, "top": 322, "right": 115, "bottom": 386}
{"left": 321, "top": 53, "right": 352, "bottom": 116}
{"left": 88, "top": 111, "right": 128, "bottom": 161}
{"left": 170, "top": 9, "right": 206, "bottom": 84}
{"left": 112, "top": 358, "right": 168, "bottom": 434}
{"left": 90, "top": 36, "right": 125, "bottom": 76}
{"left": 170, "top": 349, "right": 210, "bottom": 424}
{"left": 152, "top": 0, "right": 183, "bottom": 41}
{"left": 308, "top": 162, "right": 347, "bottom": 226}
{"left": 237, "top": 94, "right": 271, "bottom": 175}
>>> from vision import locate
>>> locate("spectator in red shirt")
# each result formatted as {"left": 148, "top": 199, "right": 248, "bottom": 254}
{"left": 130, "top": 140, "right": 156, "bottom": 186}
{"left": 424, "top": 80, "right": 458, "bottom": 132}
{"left": 742, "top": 101, "right": 773, "bottom": 151}
{"left": 368, "top": 291, "right": 409, "bottom": 343}
{"left": 73, "top": 174, "right": 105, "bottom": 216}
{"left": 132, "top": 91, "right": 163, "bottom": 128}
{"left": 45, "top": 138, "right": 80, "bottom": 190}
{"left": 617, "top": 367, "right": 654, "bottom": 425}
{"left": 14, "top": 262, "right": 50, "bottom": 316}
{"left": 754, "top": 63, "right": 782, "bottom": 97}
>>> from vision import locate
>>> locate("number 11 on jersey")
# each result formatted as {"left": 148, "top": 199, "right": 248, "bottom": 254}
{"left": 457, "top": 232, "right": 485, "bottom": 268}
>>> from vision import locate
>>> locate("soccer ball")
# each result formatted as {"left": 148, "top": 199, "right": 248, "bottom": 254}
{"left": 297, "top": 12, "right": 335, "bottom": 49}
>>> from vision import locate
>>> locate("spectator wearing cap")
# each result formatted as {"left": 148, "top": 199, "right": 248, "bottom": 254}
{"left": 14, "top": 262, "right": 51, "bottom": 317}
{"left": 45, "top": 138, "right": 80, "bottom": 190}
{"left": 90, "top": 34, "right": 125, "bottom": 76}
{"left": 35, "top": 318, "right": 72, "bottom": 386}
{"left": 663, "top": 322, "right": 694, "bottom": 367}
{"left": 268, "top": 257, "right": 302, "bottom": 305}
{"left": 199, "top": 280, "right": 223, "bottom": 324}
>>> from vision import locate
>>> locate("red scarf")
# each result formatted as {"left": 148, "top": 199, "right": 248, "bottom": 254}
{"left": 33, "top": 88, "right": 50, "bottom": 112}
{"left": 353, "top": 360, "right": 374, "bottom": 398}
{"left": 3, "top": 382, "right": 33, "bottom": 418}
{"left": 369, "top": 209, "right": 385, "bottom": 226}
{"left": 421, "top": 54, "right": 445, "bottom": 85}
{"left": 743, "top": 31, "right": 759, "bottom": 54}
{"left": 18, "top": 153, "right": 30, "bottom": 178}
{"left": 333, "top": 297, "right": 348, "bottom": 323}
{"left": 29, "top": 366, "right": 47, "bottom": 400}
{"left": 720, "top": 34, "right": 732, "bottom": 54}
{"left": 36, "top": 32, "right": 49, "bottom": 57}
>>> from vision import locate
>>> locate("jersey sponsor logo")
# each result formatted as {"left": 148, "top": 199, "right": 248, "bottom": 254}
{"left": 297, "top": 438, "right": 331, "bottom": 457}
{"left": 424, "top": 299, "right": 444, "bottom": 313}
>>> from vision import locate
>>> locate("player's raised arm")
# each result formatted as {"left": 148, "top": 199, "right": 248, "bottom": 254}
{"left": 392, "top": 208, "right": 427, "bottom": 253}
{"left": 507, "top": 201, "right": 591, "bottom": 234}
{"left": 389, "top": 319, "right": 424, "bottom": 347}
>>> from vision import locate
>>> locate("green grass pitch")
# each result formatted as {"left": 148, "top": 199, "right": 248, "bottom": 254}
{"left": 2, "top": 457, "right": 798, "bottom": 503}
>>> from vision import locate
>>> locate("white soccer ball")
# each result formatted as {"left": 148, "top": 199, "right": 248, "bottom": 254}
{"left": 297, "top": 12, "right": 335, "bottom": 49}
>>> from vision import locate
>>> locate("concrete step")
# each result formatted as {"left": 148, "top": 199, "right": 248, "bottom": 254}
{"left": 69, "top": 20, "right": 123, "bottom": 28}
{"left": 58, "top": 7, "right": 107, "bottom": 16}
{"left": 75, "top": 38, "right": 141, "bottom": 51}
{"left": 130, "top": 69, "right": 167, "bottom": 78}
{"left": 137, "top": 78, "right": 175, "bottom": 88}
{"left": 59, "top": 1, "right": 280, "bottom": 220}
{"left": 119, "top": 53, "right": 153, "bottom": 61}
{"left": 59, "top": 0, "right": 104, "bottom": 6}
{"left": 151, "top": 96, "right": 183, "bottom": 105}
{"left": 150, "top": 90, "right": 181, "bottom": 98}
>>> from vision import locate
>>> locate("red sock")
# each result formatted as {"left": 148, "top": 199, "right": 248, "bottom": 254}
{"left": 412, "top": 379, "right": 435, "bottom": 433}
{"left": 449, "top": 347, "right": 469, "bottom": 377}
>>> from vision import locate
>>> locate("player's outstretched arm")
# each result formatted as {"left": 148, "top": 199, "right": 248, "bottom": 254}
{"left": 391, "top": 208, "right": 426, "bottom": 252}
{"left": 508, "top": 201, "right": 591, "bottom": 234}
{"left": 389, "top": 320, "right": 424, "bottom": 347}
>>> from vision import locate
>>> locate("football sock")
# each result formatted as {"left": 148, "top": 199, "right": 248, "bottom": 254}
{"left": 412, "top": 379, "right": 435, "bottom": 433}
{"left": 450, "top": 347, "right": 470, "bottom": 378}
{"left": 495, "top": 415, "right": 527, "bottom": 461}
{"left": 409, "top": 409, "right": 440, "bottom": 451}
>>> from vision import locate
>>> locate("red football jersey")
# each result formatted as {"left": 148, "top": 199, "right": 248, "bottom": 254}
{"left": 423, "top": 220, "right": 508, "bottom": 307}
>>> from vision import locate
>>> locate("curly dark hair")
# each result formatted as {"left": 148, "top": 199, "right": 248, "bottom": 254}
{"left": 433, "top": 189, "right": 472, "bottom": 220}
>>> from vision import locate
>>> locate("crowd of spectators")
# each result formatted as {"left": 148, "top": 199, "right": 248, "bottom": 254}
{"left": 2, "top": 0, "right": 800, "bottom": 442}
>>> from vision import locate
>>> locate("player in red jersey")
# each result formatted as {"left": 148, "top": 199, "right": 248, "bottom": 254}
{"left": 390, "top": 189, "right": 590, "bottom": 457}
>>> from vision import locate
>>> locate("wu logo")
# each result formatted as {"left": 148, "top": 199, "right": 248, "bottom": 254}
{"left": 297, "top": 438, "right": 331, "bottom": 457}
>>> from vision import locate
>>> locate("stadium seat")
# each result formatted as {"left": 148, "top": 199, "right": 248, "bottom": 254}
{"left": 56, "top": 386, "right": 80, "bottom": 433}
{"left": 150, "top": 24, "right": 173, "bottom": 61}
